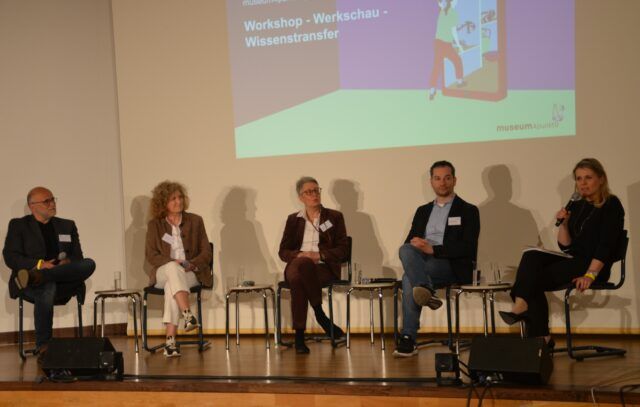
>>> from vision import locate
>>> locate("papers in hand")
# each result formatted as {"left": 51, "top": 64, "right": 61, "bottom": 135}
{"left": 523, "top": 246, "right": 572, "bottom": 258}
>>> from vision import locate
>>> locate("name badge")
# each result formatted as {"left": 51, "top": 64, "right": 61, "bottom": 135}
{"left": 448, "top": 217, "right": 462, "bottom": 226}
{"left": 162, "top": 233, "right": 174, "bottom": 245}
{"left": 59, "top": 234, "right": 71, "bottom": 242}
{"left": 319, "top": 220, "right": 333, "bottom": 232}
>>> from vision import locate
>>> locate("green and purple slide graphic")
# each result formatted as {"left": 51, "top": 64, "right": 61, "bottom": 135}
{"left": 227, "top": 0, "right": 575, "bottom": 158}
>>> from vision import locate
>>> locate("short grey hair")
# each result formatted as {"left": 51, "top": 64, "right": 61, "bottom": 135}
{"left": 296, "top": 176, "right": 319, "bottom": 195}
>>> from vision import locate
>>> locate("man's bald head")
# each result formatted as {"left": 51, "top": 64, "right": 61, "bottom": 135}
{"left": 27, "top": 187, "right": 57, "bottom": 223}
{"left": 27, "top": 187, "right": 52, "bottom": 204}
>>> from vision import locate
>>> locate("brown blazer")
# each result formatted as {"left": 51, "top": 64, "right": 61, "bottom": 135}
{"left": 278, "top": 206, "right": 349, "bottom": 279}
{"left": 145, "top": 212, "right": 213, "bottom": 287}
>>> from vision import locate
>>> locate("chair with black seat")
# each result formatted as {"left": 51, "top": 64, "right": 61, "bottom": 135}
{"left": 18, "top": 283, "right": 85, "bottom": 360}
{"left": 141, "top": 242, "right": 214, "bottom": 353}
{"left": 275, "top": 236, "right": 352, "bottom": 348}
{"left": 550, "top": 230, "right": 629, "bottom": 361}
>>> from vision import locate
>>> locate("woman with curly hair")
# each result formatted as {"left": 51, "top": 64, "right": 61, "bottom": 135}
{"left": 145, "top": 181, "right": 212, "bottom": 357}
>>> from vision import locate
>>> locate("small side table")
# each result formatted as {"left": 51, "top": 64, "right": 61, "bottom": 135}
{"left": 93, "top": 289, "right": 142, "bottom": 353}
{"left": 225, "top": 284, "right": 276, "bottom": 350}
{"left": 454, "top": 283, "right": 512, "bottom": 339}
{"left": 346, "top": 281, "right": 397, "bottom": 350}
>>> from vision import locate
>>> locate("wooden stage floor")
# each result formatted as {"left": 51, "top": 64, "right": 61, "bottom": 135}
{"left": 1, "top": 334, "right": 639, "bottom": 405}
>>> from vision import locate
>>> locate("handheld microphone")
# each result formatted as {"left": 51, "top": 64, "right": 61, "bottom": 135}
{"left": 555, "top": 192, "right": 581, "bottom": 227}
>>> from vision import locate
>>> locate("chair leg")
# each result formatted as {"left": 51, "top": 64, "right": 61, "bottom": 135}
{"left": 369, "top": 290, "right": 374, "bottom": 344}
{"left": 93, "top": 296, "right": 99, "bottom": 336}
{"left": 393, "top": 284, "right": 399, "bottom": 345}
{"left": 196, "top": 290, "right": 206, "bottom": 351}
{"left": 19, "top": 297, "right": 26, "bottom": 361}
{"left": 554, "top": 287, "right": 626, "bottom": 361}
{"left": 328, "top": 286, "right": 336, "bottom": 347}
{"left": 275, "top": 286, "right": 285, "bottom": 346}
{"left": 446, "top": 287, "right": 453, "bottom": 351}
{"left": 269, "top": 288, "right": 277, "bottom": 349}
{"left": 77, "top": 297, "right": 83, "bottom": 338}
{"left": 378, "top": 288, "right": 385, "bottom": 351}
{"left": 142, "top": 292, "right": 151, "bottom": 352}
{"left": 235, "top": 292, "right": 240, "bottom": 346}
{"left": 262, "top": 291, "right": 270, "bottom": 349}
{"left": 346, "top": 288, "right": 352, "bottom": 349}
{"left": 225, "top": 291, "right": 231, "bottom": 350}
{"left": 131, "top": 295, "right": 139, "bottom": 353}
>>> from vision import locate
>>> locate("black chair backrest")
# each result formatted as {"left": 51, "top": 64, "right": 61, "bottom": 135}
{"left": 345, "top": 236, "right": 353, "bottom": 282}
{"left": 205, "top": 242, "right": 214, "bottom": 289}
{"left": 611, "top": 230, "right": 628, "bottom": 289}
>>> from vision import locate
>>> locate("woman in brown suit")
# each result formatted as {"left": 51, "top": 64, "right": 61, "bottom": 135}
{"left": 279, "top": 176, "right": 349, "bottom": 354}
{"left": 145, "top": 181, "right": 212, "bottom": 357}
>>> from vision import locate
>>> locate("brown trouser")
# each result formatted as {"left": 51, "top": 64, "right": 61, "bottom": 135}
{"left": 284, "top": 257, "right": 336, "bottom": 330}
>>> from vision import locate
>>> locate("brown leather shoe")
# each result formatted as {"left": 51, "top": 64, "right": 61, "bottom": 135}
{"left": 15, "top": 269, "right": 29, "bottom": 290}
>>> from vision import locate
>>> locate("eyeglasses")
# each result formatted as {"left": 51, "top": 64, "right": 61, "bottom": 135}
{"left": 30, "top": 197, "right": 57, "bottom": 206}
{"left": 301, "top": 188, "right": 322, "bottom": 197}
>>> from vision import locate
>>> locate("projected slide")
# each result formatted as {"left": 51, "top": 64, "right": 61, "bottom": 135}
{"left": 227, "top": 0, "right": 575, "bottom": 158}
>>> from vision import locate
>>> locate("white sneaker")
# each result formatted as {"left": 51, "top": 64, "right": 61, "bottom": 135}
{"left": 164, "top": 337, "right": 180, "bottom": 358}
{"left": 164, "top": 345, "right": 180, "bottom": 358}
{"left": 183, "top": 313, "right": 199, "bottom": 332}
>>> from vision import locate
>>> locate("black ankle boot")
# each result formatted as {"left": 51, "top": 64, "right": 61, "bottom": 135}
{"left": 314, "top": 310, "right": 344, "bottom": 339}
{"left": 295, "top": 330, "right": 309, "bottom": 354}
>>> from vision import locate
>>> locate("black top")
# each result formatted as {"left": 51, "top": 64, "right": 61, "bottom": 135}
{"left": 405, "top": 195, "right": 480, "bottom": 284}
{"left": 558, "top": 195, "right": 625, "bottom": 281}
{"left": 38, "top": 220, "right": 59, "bottom": 261}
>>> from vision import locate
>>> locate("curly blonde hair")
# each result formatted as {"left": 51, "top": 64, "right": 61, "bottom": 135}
{"left": 149, "top": 181, "right": 190, "bottom": 219}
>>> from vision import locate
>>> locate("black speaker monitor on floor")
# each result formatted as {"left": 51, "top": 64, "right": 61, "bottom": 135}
{"left": 41, "top": 337, "right": 123, "bottom": 381}
{"left": 468, "top": 336, "right": 553, "bottom": 385}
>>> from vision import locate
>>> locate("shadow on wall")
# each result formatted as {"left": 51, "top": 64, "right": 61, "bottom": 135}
{"left": 124, "top": 196, "right": 151, "bottom": 290}
{"left": 477, "top": 165, "right": 540, "bottom": 282}
{"left": 331, "top": 179, "right": 395, "bottom": 279}
{"left": 218, "top": 187, "right": 276, "bottom": 291}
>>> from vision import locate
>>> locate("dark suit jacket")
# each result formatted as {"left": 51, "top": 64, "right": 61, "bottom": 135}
{"left": 278, "top": 206, "right": 349, "bottom": 279}
{"left": 145, "top": 212, "right": 213, "bottom": 288}
{"left": 3, "top": 215, "right": 84, "bottom": 299}
{"left": 405, "top": 195, "right": 480, "bottom": 283}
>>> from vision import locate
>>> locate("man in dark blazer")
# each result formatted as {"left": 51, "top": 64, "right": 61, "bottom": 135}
{"left": 3, "top": 187, "right": 95, "bottom": 353}
{"left": 394, "top": 161, "right": 480, "bottom": 357}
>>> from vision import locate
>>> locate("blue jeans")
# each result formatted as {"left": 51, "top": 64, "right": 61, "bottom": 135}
{"left": 399, "top": 244, "right": 457, "bottom": 340}
{"left": 21, "top": 259, "right": 95, "bottom": 347}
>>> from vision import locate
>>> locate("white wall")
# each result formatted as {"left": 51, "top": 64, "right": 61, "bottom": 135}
{"left": 0, "top": 0, "right": 126, "bottom": 333}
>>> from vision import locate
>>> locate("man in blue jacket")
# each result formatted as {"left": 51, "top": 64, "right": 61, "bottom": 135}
{"left": 395, "top": 161, "right": 480, "bottom": 357}
{"left": 3, "top": 187, "right": 95, "bottom": 354}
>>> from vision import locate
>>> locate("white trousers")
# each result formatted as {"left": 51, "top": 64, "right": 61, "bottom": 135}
{"left": 154, "top": 262, "right": 199, "bottom": 325}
